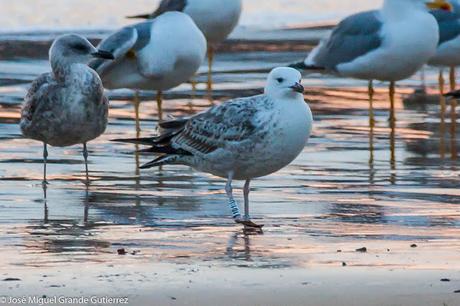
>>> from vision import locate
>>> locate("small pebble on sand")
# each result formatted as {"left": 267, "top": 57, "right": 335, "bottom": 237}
{"left": 117, "top": 248, "right": 127, "bottom": 255}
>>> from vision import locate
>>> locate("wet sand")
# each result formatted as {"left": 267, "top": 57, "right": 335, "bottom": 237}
{"left": 0, "top": 27, "right": 459, "bottom": 305}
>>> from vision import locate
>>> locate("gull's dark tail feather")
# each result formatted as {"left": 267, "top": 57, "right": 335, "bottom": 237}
{"left": 140, "top": 155, "right": 180, "bottom": 169}
{"left": 113, "top": 116, "right": 191, "bottom": 169}
{"left": 445, "top": 90, "right": 460, "bottom": 98}
{"left": 112, "top": 137, "right": 155, "bottom": 146}
{"left": 126, "top": 13, "right": 151, "bottom": 19}
{"left": 288, "top": 61, "right": 325, "bottom": 71}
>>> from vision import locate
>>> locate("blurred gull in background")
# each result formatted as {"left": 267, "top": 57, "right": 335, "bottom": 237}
{"left": 294, "top": 0, "right": 453, "bottom": 125}
{"left": 128, "top": 0, "right": 243, "bottom": 92}
{"left": 429, "top": 0, "right": 460, "bottom": 92}
{"left": 91, "top": 11, "right": 207, "bottom": 122}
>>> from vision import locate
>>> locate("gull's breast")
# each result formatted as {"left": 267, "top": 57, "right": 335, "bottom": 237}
{"left": 232, "top": 101, "right": 313, "bottom": 180}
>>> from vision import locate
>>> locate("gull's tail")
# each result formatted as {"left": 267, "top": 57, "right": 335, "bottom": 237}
{"left": 113, "top": 117, "right": 191, "bottom": 169}
{"left": 288, "top": 61, "right": 325, "bottom": 71}
{"left": 290, "top": 41, "right": 327, "bottom": 71}
{"left": 139, "top": 155, "right": 181, "bottom": 169}
{"left": 445, "top": 90, "right": 460, "bottom": 98}
{"left": 126, "top": 13, "right": 151, "bottom": 19}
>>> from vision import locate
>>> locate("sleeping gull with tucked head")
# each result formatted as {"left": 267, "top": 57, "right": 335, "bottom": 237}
{"left": 91, "top": 11, "right": 207, "bottom": 121}
{"left": 294, "top": 0, "right": 452, "bottom": 123}
{"left": 116, "top": 67, "right": 313, "bottom": 228}
{"left": 20, "top": 34, "right": 114, "bottom": 184}
{"left": 127, "top": 0, "right": 242, "bottom": 91}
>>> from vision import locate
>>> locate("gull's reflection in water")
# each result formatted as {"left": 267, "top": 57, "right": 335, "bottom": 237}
{"left": 389, "top": 92, "right": 397, "bottom": 185}
{"left": 368, "top": 81, "right": 375, "bottom": 185}
{"left": 440, "top": 93, "right": 447, "bottom": 159}
{"left": 42, "top": 183, "right": 49, "bottom": 224}
{"left": 226, "top": 231, "right": 252, "bottom": 261}
{"left": 83, "top": 182, "right": 89, "bottom": 225}
{"left": 450, "top": 98, "right": 458, "bottom": 161}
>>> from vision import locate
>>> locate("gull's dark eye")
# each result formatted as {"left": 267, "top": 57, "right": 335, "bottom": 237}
{"left": 276, "top": 78, "right": 284, "bottom": 83}
{"left": 72, "top": 43, "right": 89, "bottom": 53}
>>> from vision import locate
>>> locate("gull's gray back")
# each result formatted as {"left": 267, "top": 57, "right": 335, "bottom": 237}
{"left": 312, "top": 10, "right": 383, "bottom": 70}
{"left": 172, "top": 95, "right": 273, "bottom": 158}
{"left": 432, "top": 2, "right": 460, "bottom": 45}
{"left": 153, "top": 0, "right": 187, "bottom": 17}
{"left": 90, "top": 21, "right": 153, "bottom": 75}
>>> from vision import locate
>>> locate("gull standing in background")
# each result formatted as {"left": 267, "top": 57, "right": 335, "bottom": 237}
{"left": 91, "top": 12, "right": 206, "bottom": 122}
{"left": 128, "top": 0, "right": 243, "bottom": 92}
{"left": 294, "top": 0, "right": 452, "bottom": 125}
{"left": 20, "top": 34, "right": 114, "bottom": 184}
{"left": 430, "top": 0, "right": 460, "bottom": 92}
{"left": 116, "top": 67, "right": 313, "bottom": 228}
{"left": 429, "top": 0, "right": 460, "bottom": 120}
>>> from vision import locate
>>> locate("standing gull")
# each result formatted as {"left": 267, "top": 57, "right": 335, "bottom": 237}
{"left": 429, "top": 0, "right": 460, "bottom": 124}
{"left": 20, "top": 34, "right": 114, "bottom": 183}
{"left": 91, "top": 11, "right": 206, "bottom": 121}
{"left": 430, "top": 0, "right": 460, "bottom": 92}
{"left": 116, "top": 67, "right": 313, "bottom": 228}
{"left": 294, "top": 0, "right": 452, "bottom": 125}
{"left": 128, "top": 0, "right": 243, "bottom": 92}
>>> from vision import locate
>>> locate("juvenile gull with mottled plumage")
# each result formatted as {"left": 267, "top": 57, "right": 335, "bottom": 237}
{"left": 20, "top": 34, "right": 114, "bottom": 183}
{"left": 116, "top": 67, "right": 313, "bottom": 228}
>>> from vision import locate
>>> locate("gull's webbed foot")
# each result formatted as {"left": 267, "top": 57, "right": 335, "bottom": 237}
{"left": 235, "top": 217, "right": 264, "bottom": 229}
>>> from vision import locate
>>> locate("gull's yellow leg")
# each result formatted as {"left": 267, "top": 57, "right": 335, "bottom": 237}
{"left": 157, "top": 90, "right": 163, "bottom": 121}
{"left": 389, "top": 81, "right": 396, "bottom": 123}
{"left": 207, "top": 46, "right": 214, "bottom": 93}
{"left": 368, "top": 80, "right": 375, "bottom": 128}
{"left": 134, "top": 91, "right": 141, "bottom": 134}
{"left": 450, "top": 66, "right": 456, "bottom": 92}
{"left": 440, "top": 70, "right": 447, "bottom": 118}
{"left": 191, "top": 77, "right": 197, "bottom": 92}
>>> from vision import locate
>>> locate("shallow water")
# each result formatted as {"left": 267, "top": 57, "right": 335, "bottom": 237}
{"left": 0, "top": 27, "right": 459, "bottom": 302}
{"left": 0, "top": 0, "right": 380, "bottom": 32}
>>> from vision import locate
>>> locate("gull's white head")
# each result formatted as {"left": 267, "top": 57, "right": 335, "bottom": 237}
{"left": 49, "top": 34, "right": 114, "bottom": 77}
{"left": 265, "top": 67, "right": 304, "bottom": 100}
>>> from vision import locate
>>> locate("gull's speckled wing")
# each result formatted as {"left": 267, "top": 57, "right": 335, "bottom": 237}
{"left": 152, "top": 0, "right": 188, "bottom": 18}
{"left": 172, "top": 95, "right": 271, "bottom": 157}
{"left": 311, "top": 10, "right": 383, "bottom": 70}
{"left": 432, "top": 3, "right": 460, "bottom": 45}
{"left": 21, "top": 73, "right": 55, "bottom": 124}
{"left": 90, "top": 21, "right": 153, "bottom": 75}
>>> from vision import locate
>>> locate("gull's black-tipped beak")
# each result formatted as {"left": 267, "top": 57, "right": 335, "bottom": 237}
{"left": 290, "top": 82, "right": 304, "bottom": 94}
{"left": 126, "top": 13, "right": 152, "bottom": 19}
{"left": 92, "top": 50, "right": 114, "bottom": 60}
